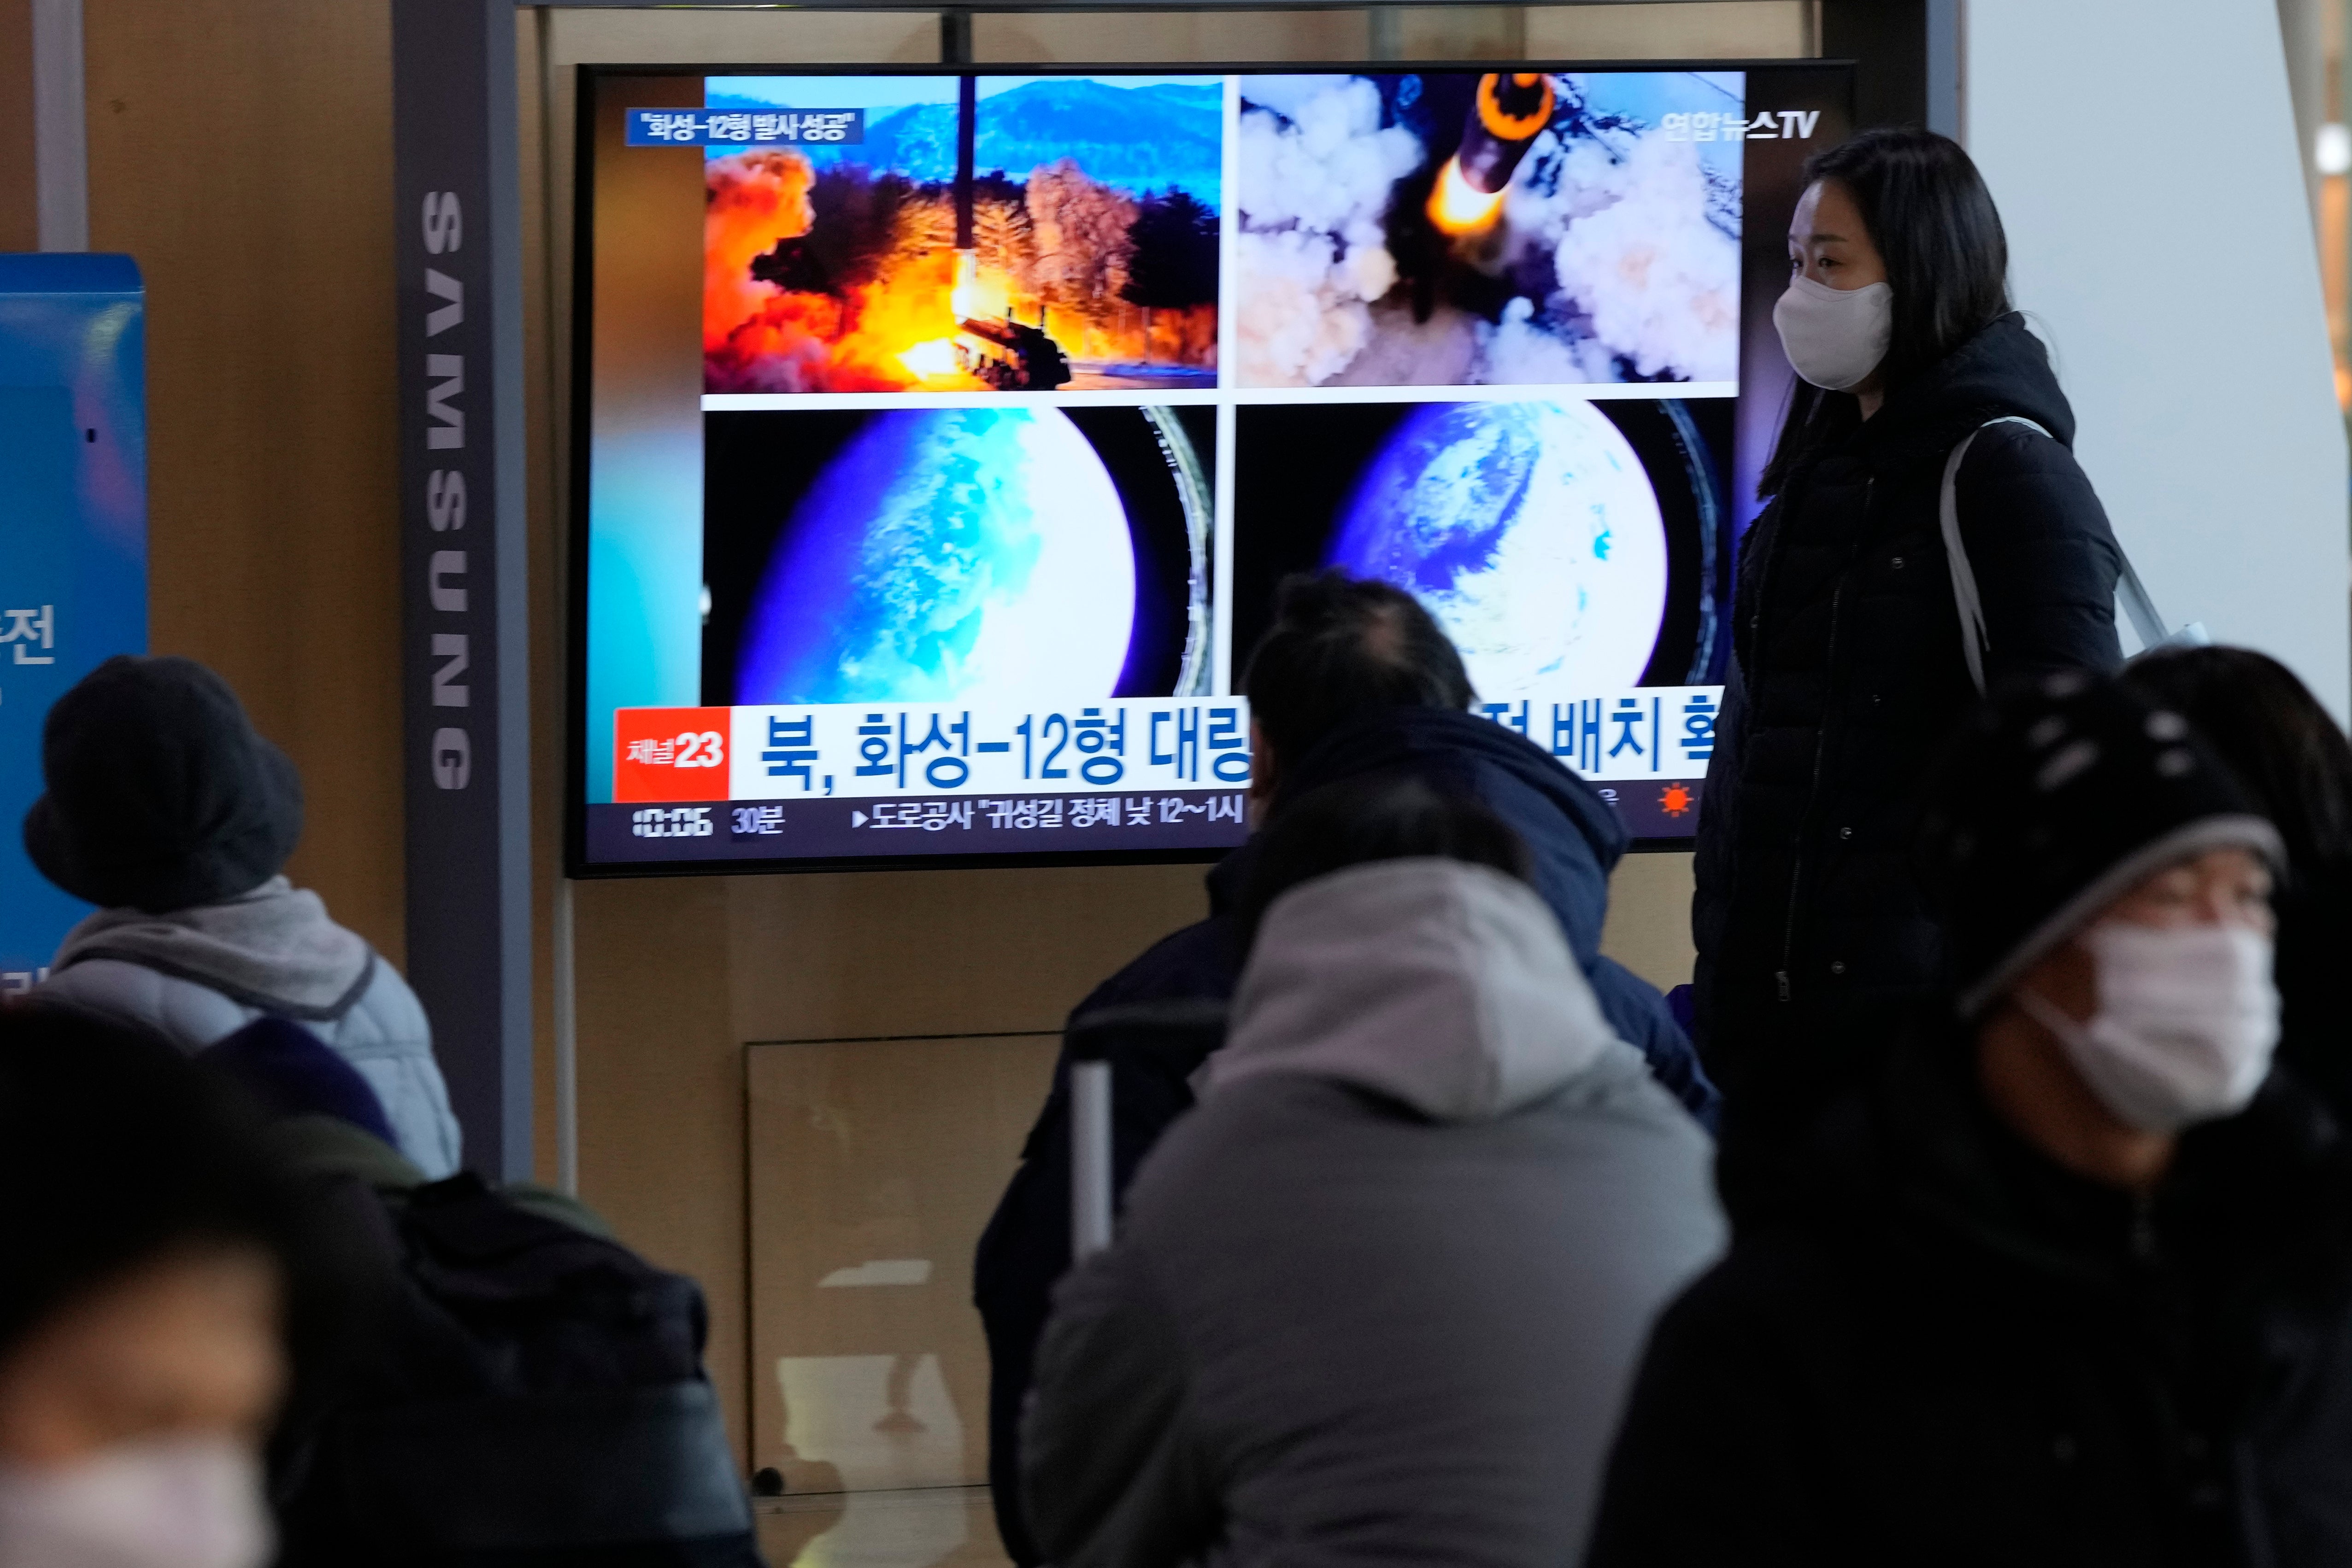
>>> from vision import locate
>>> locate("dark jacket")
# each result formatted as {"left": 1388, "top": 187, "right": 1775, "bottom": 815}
{"left": 975, "top": 706, "right": 1714, "bottom": 1565}
{"left": 1023, "top": 860, "right": 1723, "bottom": 1568}
{"left": 1588, "top": 1022, "right": 2352, "bottom": 1568}
{"left": 266, "top": 1112, "right": 757, "bottom": 1566}
{"left": 1692, "top": 313, "right": 2123, "bottom": 1092}
{"left": 2277, "top": 863, "right": 2352, "bottom": 1127}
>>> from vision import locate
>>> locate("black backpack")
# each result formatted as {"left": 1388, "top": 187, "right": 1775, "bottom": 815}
{"left": 274, "top": 1170, "right": 763, "bottom": 1567}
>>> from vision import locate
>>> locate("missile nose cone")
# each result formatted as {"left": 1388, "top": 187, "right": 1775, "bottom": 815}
{"left": 1477, "top": 71, "right": 1556, "bottom": 142}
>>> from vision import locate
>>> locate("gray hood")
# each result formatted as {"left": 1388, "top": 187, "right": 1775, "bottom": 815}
{"left": 51, "top": 875, "right": 375, "bottom": 1021}
{"left": 1205, "top": 858, "right": 1624, "bottom": 1123}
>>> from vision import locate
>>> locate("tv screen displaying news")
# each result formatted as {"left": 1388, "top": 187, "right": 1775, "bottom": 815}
{"left": 570, "top": 61, "right": 1852, "bottom": 873}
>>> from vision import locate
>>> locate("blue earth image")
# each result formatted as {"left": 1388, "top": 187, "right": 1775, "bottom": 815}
{"left": 737, "top": 407, "right": 1136, "bottom": 705}
{"left": 1329, "top": 399, "right": 1669, "bottom": 695}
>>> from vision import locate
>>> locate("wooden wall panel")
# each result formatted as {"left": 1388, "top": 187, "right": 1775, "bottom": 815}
{"left": 971, "top": 7, "right": 1370, "bottom": 62}
{"left": 745, "top": 1033, "right": 1061, "bottom": 1490}
{"left": 82, "top": 0, "right": 406, "bottom": 962}
{"left": 568, "top": 859, "right": 1205, "bottom": 1469}
{"left": 1523, "top": 0, "right": 1815, "bottom": 57}
{"left": 1602, "top": 851, "right": 1696, "bottom": 991}
{"left": 0, "top": 0, "right": 34, "bottom": 253}
{"left": 570, "top": 872, "right": 745, "bottom": 1463}
{"left": 722, "top": 864, "right": 1210, "bottom": 1043}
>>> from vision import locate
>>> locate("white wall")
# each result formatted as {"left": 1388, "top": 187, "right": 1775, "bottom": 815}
{"left": 1967, "top": 0, "right": 2351, "bottom": 720}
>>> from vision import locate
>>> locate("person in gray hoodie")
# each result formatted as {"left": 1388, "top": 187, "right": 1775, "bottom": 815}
{"left": 23, "top": 655, "right": 462, "bottom": 1177}
{"left": 1020, "top": 775, "right": 1726, "bottom": 1568}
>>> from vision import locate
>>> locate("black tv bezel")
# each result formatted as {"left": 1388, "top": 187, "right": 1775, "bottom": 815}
{"left": 564, "top": 55, "right": 1844, "bottom": 879}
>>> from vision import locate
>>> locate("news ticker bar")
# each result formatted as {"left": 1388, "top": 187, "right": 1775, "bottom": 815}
{"left": 585, "top": 773, "right": 1705, "bottom": 867}
{"left": 587, "top": 788, "right": 1250, "bottom": 863}
{"left": 610, "top": 688, "right": 1723, "bottom": 806}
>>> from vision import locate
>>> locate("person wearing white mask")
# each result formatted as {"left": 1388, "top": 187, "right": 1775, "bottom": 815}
{"left": 1691, "top": 128, "right": 2127, "bottom": 1213}
{"left": 1591, "top": 671, "right": 2352, "bottom": 1567}
{"left": 0, "top": 1005, "right": 294, "bottom": 1568}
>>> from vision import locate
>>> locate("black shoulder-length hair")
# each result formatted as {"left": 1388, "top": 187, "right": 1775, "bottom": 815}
{"left": 1757, "top": 127, "right": 2012, "bottom": 498}
{"left": 2121, "top": 646, "right": 2352, "bottom": 874}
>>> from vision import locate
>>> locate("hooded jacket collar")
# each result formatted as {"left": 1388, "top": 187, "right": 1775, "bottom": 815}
{"left": 1858, "top": 311, "right": 2078, "bottom": 463}
{"left": 52, "top": 875, "right": 376, "bottom": 1021}
{"left": 1205, "top": 858, "right": 1627, "bottom": 1123}
{"left": 1273, "top": 707, "right": 1628, "bottom": 966}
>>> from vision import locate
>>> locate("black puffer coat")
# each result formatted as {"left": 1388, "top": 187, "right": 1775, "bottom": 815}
{"left": 1693, "top": 313, "right": 2123, "bottom": 1093}
{"left": 1589, "top": 1025, "right": 2352, "bottom": 1568}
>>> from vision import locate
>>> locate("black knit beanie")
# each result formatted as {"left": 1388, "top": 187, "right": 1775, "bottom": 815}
{"left": 22, "top": 655, "right": 304, "bottom": 914}
{"left": 1917, "top": 669, "right": 2282, "bottom": 1017}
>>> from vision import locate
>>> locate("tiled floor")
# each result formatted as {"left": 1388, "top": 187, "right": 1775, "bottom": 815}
{"left": 756, "top": 1486, "right": 1013, "bottom": 1568}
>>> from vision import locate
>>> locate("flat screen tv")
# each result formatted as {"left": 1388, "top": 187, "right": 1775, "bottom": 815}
{"left": 568, "top": 59, "right": 1852, "bottom": 873}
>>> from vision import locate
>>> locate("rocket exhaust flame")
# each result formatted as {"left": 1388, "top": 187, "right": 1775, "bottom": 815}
{"left": 950, "top": 247, "right": 984, "bottom": 320}
{"left": 1428, "top": 155, "right": 1508, "bottom": 236}
{"left": 1426, "top": 72, "right": 1555, "bottom": 238}
{"left": 897, "top": 339, "right": 960, "bottom": 377}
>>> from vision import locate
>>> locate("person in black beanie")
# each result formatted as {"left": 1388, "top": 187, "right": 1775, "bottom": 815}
{"left": 24, "top": 656, "right": 462, "bottom": 1177}
{"left": 1589, "top": 670, "right": 2352, "bottom": 1568}
{"left": 2119, "top": 646, "right": 2352, "bottom": 1129}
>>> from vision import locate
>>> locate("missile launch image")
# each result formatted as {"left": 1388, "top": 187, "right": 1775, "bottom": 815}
{"left": 1235, "top": 70, "right": 1745, "bottom": 389}
{"left": 1427, "top": 73, "right": 1555, "bottom": 238}
{"left": 704, "top": 73, "right": 1223, "bottom": 394}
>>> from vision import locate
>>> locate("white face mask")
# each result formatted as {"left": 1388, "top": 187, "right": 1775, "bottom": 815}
{"left": 1772, "top": 272, "right": 1893, "bottom": 392}
{"left": 2017, "top": 923, "right": 2280, "bottom": 1134}
{"left": 0, "top": 1436, "right": 272, "bottom": 1568}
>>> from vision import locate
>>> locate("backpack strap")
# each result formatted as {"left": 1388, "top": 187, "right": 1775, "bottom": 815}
{"left": 1939, "top": 417, "right": 2195, "bottom": 696}
{"left": 2114, "top": 554, "right": 2181, "bottom": 656}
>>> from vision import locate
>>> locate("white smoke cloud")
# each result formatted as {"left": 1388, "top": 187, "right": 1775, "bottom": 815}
{"left": 1547, "top": 131, "right": 1740, "bottom": 383}
{"left": 1236, "top": 76, "right": 1741, "bottom": 387}
{"left": 1235, "top": 77, "right": 1423, "bottom": 387}
{"left": 1476, "top": 296, "right": 1619, "bottom": 385}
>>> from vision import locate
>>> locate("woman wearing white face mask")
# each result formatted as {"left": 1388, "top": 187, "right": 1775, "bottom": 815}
{"left": 1593, "top": 671, "right": 2352, "bottom": 1567}
{"left": 1691, "top": 128, "right": 2128, "bottom": 1210}
{"left": 0, "top": 1006, "right": 294, "bottom": 1568}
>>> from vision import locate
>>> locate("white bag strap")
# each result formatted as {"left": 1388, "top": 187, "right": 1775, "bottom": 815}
{"left": 1939, "top": 416, "right": 2202, "bottom": 696}
{"left": 2114, "top": 556, "right": 2191, "bottom": 656}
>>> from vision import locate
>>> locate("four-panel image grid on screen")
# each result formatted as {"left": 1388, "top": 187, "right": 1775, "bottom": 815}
{"left": 573, "top": 60, "right": 1851, "bottom": 871}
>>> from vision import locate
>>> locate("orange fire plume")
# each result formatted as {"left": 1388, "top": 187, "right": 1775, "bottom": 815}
{"left": 704, "top": 150, "right": 815, "bottom": 355}
{"left": 702, "top": 150, "right": 880, "bottom": 390}
{"left": 1426, "top": 72, "right": 1556, "bottom": 239}
{"left": 704, "top": 152, "right": 1215, "bottom": 390}
{"left": 1428, "top": 157, "right": 1508, "bottom": 237}
{"left": 705, "top": 150, "right": 990, "bottom": 392}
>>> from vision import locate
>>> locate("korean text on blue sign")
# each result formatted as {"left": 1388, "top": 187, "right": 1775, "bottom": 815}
{"left": 1475, "top": 684, "right": 1724, "bottom": 781}
{"left": 627, "top": 109, "right": 865, "bottom": 147}
{"left": 722, "top": 699, "right": 1252, "bottom": 800}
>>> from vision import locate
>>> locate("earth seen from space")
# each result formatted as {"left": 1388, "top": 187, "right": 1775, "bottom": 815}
{"left": 1329, "top": 399, "right": 1668, "bottom": 697}
{"left": 737, "top": 407, "right": 1136, "bottom": 705}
